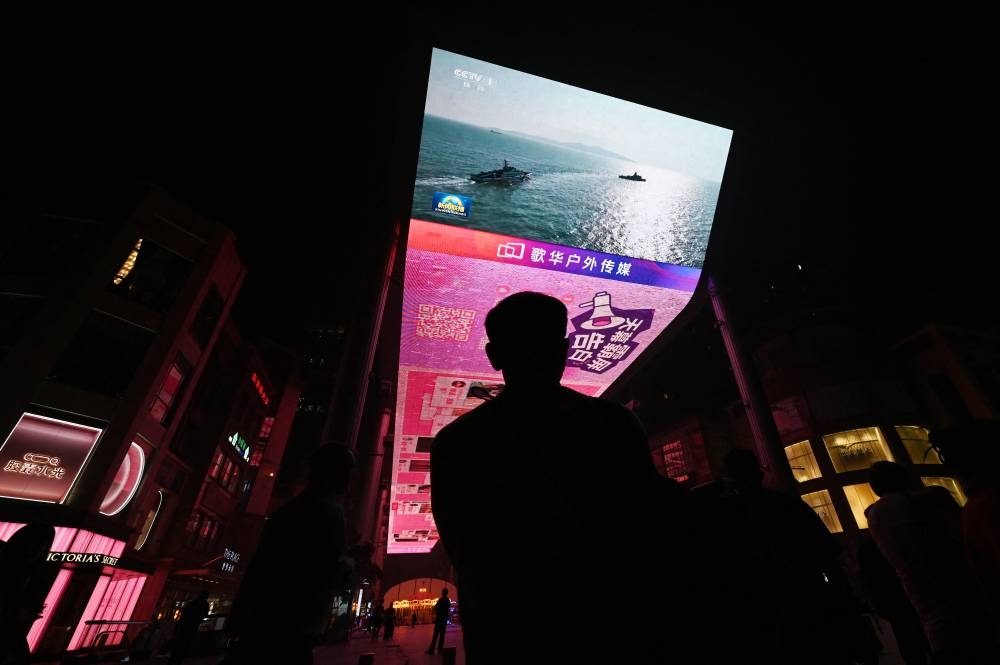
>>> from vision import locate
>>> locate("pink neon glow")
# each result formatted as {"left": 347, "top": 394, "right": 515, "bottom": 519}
{"left": 389, "top": 220, "right": 698, "bottom": 554}
{"left": 51, "top": 526, "right": 77, "bottom": 551}
{"left": 0, "top": 521, "right": 26, "bottom": 541}
{"left": 67, "top": 571, "right": 147, "bottom": 649}
{"left": 68, "top": 574, "right": 111, "bottom": 650}
{"left": 27, "top": 568, "right": 72, "bottom": 652}
{"left": 99, "top": 442, "right": 145, "bottom": 516}
{"left": 0, "top": 522, "right": 126, "bottom": 556}
{"left": 96, "top": 574, "right": 146, "bottom": 645}
{"left": 0, "top": 413, "right": 103, "bottom": 503}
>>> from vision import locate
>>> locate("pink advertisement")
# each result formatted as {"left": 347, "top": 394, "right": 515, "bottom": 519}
{"left": 387, "top": 220, "right": 700, "bottom": 553}
{"left": 0, "top": 413, "right": 103, "bottom": 504}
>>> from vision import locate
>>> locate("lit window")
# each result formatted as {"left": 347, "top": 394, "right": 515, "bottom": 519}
{"left": 149, "top": 355, "right": 192, "bottom": 425}
{"left": 220, "top": 458, "right": 234, "bottom": 486}
{"left": 112, "top": 239, "right": 143, "bottom": 286}
{"left": 660, "top": 441, "right": 689, "bottom": 482}
{"left": 208, "top": 451, "right": 225, "bottom": 480}
{"left": 226, "top": 467, "right": 241, "bottom": 494}
{"left": 843, "top": 483, "right": 880, "bottom": 529}
{"left": 822, "top": 427, "right": 894, "bottom": 473}
{"left": 801, "top": 490, "right": 842, "bottom": 533}
{"left": 135, "top": 490, "right": 164, "bottom": 550}
{"left": 922, "top": 477, "right": 967, "bottom": 506}
{"left": 895, "top": 426, "right": 943, "bottom": 465}
{"left": 784, "top": 440, "right": 821, "bottom": 482}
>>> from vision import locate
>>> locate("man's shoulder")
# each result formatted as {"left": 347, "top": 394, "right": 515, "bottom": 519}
{"left": 268, "top": 493, "right": 345, "bottom": 528}
{"left": 559, "top": 387, "right": 638, "bottom": 426}
{"left": 433, "top": 400, "right": 503, "bottom": 445}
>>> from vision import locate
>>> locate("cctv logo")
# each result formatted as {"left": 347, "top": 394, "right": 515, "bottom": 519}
{"left": 496, "top": 243, "right": 525, "bottom": 260}
{"left": 454, "top": 69, "right": 494, "bottom": 87}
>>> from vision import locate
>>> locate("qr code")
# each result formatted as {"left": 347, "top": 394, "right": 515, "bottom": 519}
{"left": 416, "top": 305, "right": 475, "bottom": 341}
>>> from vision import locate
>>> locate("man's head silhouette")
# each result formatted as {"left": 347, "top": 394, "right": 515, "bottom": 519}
{"left": 723, "top": 448, "right": 763, "bottom": 491}
{"left": 484, "top": 292, "right": 569, "bottom": 389}
{"left": 869, "top": 461, "right": 918, "bottom": 497}
{"left": 307, "top": 443, "right": 355, "bottom": 498}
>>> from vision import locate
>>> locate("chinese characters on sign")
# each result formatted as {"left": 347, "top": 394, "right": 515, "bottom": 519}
{"left": 0, "top": 413, "right": 103, "bottom": 503}
{"left": 221, "top": 547, "right": 241, "bottom": 573}
{"left": 3, "top": 453, "right": 66, "bottom": 479}
{"left": 250, "top": 372, "right": 270, "bottom": 406}
{"left": 526, "top": 244, "right": 631, "bottom": 276}
{"left": 568, "top": 291, "right": 654, "bottom": 374}
{"left": 228, "top": 432, "right": 251, "bottom": 462}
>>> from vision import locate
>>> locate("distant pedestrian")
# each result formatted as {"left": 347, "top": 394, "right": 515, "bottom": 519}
{"left": 411, "top": 611, "right": 417, "bottom": 628}
{"left": 131, "top": 619, "right": 167, "bottom": 662}
{"left": 425, "top": 588, "right": 450, "bottom": 654}
{"left": 381, "top": 604, "right": 396, "bottom": 640}
{"left": 168, "top": 591, "right": 209, "bottom": 665}
{"left": 369, "top": 604, "right": 382, "bottom": 640}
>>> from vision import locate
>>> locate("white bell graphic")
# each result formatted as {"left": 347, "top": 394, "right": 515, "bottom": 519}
{"left": 579, "top": 291, "right": 626, "bottom": 330}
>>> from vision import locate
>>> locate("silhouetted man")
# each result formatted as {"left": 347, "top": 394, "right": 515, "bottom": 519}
{"left": 867, "top": 460, "right": 998, "bottom": 663}
{"left": 168, "top": 591, "right": 208, "bottom": 665}
{"left": 425, "top": 588, "right": 450, "bottom": 654}
{"left": 0, "top": 523, "right": 55, "bottom": 665}
{"left": 431, "top": 292, "right": 664, "bottom": 664}
{"left": 718, "top": 449, "right": 878, "bottom": 665}
{"left": 225, "top": 444, "right": 355, "bottom": 665}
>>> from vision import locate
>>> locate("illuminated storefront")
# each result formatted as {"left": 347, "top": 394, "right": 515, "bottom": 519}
{"left": 784, "top": 425, "right": 966, "bottom": 533}
{"left": 0, "top": 522, "right": 139, "bottom": 652}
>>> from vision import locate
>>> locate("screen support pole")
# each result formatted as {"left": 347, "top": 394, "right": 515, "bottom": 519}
{"left": 707, "top": 273, "right": 794, "bottom": 491}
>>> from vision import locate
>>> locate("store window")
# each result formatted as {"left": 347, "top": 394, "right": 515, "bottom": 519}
{"left": 208, "top": 450, "right": 225, "bottom": 480}
{"left": 135, "top": 490, "right": 165, "bottom": 550}
{"left": 801, "top": 490, "right": 843, "bottom": 533}
{"left": 843, "top": 483, "right": 880, "bottom": 529}
{"left": 186, "top": 511, "right": 222, "bottom": 552}
{"left": 784, "top": 440, "right": 821, "bottom": 482}
{"left": 149, "top": 355, "right": 193, "bottom": 425}
{"left": 208, "top": 450, "right": 242, "bottom": 495}
{"left": 67, "top": 569, "right": 148, "bottom": 650}
{"left": 822, "top": 427, "right": 894, "bottom": 473}
{"left": 922, "top": 477, "right": 967, "bottom": 506}
{"left": 895, "top": 426, "right": 943, "bottom": 465}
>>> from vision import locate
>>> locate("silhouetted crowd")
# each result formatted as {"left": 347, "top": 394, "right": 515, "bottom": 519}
{"left": 2, "top": 292, "right": 998, "bottom": 665}
{"left": 428, "top": 292, "right": 999, "bottom": 665}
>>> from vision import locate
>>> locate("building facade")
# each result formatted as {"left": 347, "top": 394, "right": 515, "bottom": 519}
{"left": 0, "top": 183, "right": 295, "bottom": 657}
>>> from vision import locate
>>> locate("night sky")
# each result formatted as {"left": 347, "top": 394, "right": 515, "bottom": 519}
{"left": 5, "top": 11, "right": 997, "bottom": 361}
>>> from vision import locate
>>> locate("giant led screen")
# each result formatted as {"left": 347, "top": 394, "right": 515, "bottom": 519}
{"left": 389, "top": 48, "right": 733, "bottom": 553}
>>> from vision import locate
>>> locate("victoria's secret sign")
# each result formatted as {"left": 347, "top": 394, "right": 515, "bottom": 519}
{"left": 47, "top": 552, "right": 120, "bottom": 566}
{"left": 0, "top": 414, "right": 103, "bottom": 503}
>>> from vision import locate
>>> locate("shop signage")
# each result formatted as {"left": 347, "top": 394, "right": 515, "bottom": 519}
{"left": 221, "top": 547, "right": 241, "bottom": 573}
{"left": 250, "top": 372, "right": 270, "bottom": 406}
{"left": 47, "top": 552, "right": 120, "bottom": 566}
{"left": 0, "top": 413, "right": 103, "bottom": 503}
